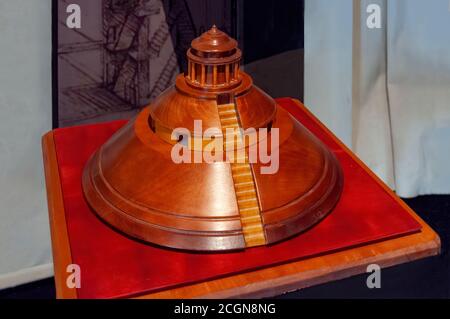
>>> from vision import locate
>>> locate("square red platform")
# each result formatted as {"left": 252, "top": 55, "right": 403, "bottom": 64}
{"left": 42, "top": 98, "right": 440, "bottom": 299}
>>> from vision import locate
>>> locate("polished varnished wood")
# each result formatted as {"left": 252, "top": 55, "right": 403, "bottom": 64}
{"left": 82, "top": 27, "right": 344, "bottom": 251}
{"left": 187, "top": 25, "right": 242, "bottom": 90}
{"left": 217, "top": 101, "right": 266, "bottom": 247}
{"left": 43, "top": 99, "right": 440, "bottom": 299}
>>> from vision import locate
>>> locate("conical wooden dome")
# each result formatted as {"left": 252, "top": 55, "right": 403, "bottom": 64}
{"left": 82, "top": 26, "right": 343, "bottom": 251}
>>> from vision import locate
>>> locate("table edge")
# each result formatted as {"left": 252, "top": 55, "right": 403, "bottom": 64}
{"left": 42, "top": 131, "right": 78, "bottom": 299}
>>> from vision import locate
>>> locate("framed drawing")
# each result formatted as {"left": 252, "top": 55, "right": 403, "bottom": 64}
{"left": 53, "top": 0, "right": 238, "bottom": 128}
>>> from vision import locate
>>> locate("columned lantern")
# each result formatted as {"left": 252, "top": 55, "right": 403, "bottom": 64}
{"left": 186, "top": 25, "right": 242, "bottom": 90}
{"left": 82, "top": 26, "right": 343, "bottom": 251}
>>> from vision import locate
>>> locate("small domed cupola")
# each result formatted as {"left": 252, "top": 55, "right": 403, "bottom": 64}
{"left": 186, "top": 25, "right": 242, "bottom": 90}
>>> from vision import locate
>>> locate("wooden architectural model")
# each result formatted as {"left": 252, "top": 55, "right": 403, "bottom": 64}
{"left": 82, "top": 26, "right": 343, "bottom": 251}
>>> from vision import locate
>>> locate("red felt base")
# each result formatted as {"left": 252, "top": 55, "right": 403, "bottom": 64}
{"left": 52, "top": 98, "right": 421, "bottom": 299}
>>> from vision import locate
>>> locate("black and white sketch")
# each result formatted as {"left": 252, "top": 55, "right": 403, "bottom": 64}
{"left": 55, "top": 0, "right": 235, "bottom": 127}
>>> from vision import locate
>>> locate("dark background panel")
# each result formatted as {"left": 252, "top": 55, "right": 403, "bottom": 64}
{"left": 243, "top": 0, "right": 304, "bottom": 64}
{"left": 242, "top": 0, "right": 304, "bottom": 100}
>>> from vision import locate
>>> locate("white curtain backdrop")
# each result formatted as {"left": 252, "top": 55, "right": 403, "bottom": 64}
{"left": 0, "top": 0, "right": 53, "bottom": 289}
{"left": 305, "top": 0, "right": 450, "bottom": 198}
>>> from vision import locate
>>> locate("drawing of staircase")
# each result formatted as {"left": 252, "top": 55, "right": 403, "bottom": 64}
{"left": 148, "top": 19, "right": 170, "bottom": 58}
{"left": 103, "top": 0, "right": 197, "bottom": 108}
{"left": 149, "top": 52, "right": 178, "bottom": 99}
{"left": 112, "top": 56, "right": 138, "bottom": 105}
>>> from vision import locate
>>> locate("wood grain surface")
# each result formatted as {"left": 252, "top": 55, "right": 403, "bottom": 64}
{"left": 42, "top": 132, "right": 78, "bottom": 299}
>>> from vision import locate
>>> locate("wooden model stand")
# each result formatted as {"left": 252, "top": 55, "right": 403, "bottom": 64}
{"left": 43, "top": 98, "right": 440, "bottom": 299}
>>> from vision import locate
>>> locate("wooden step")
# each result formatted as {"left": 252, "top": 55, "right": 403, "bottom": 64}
{"left": 218, "top": 109, "right": 236, "bottom": 116}
{"left": 219, "top": 112, "right": 239, "bottom": 120}
{"left": 238, "top": 207, "right": 259, "bottom": 216}
{"left": 242, "top": 224, "right": 265, "bottom": 233}
{"left": 222, "top": 130, "right": 243, "bottom": 141}
{"left": 240, "top": 215, "right": 262, "bottom": 223}
{"left": 224, "top": 139, "right": 243, "bottom": 149}
{"left": 242, "top": 232, "right": 266, "bottom": 246}
{"left": 233, "top": 173, "right": 253, "bottom": 183}
{"left": 217, "top": 103, "right": 236, "bottom": 112}
{"left": 234, "top": 181, "right": 254, "bottom": 191}
{"left": 221, "top": 123, "right": 240, "bottom": 131}
{"left": 236, "top": 189, "right": 257, "bottom": 199}
{"left": 237, "top": 200, "right": 259, "bottom": 209}
{"left": 231, "top": 164, "right": 249, "bottom": 173}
